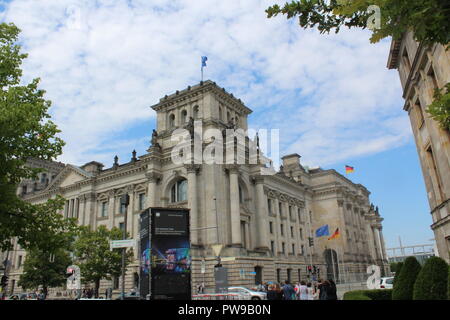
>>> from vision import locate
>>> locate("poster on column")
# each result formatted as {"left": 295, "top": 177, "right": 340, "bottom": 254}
{"left": 139, "top": 210, "right": 151, "bottom": 299}
{"left": 151, "top": 208, "right": 191, "bottom": 300}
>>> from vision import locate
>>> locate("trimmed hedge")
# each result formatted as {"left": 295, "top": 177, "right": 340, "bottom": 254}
{"left": 413, "top": 256, "right": 448, "bottom": 300}
{"left": 393, "top": 262, "right": 403, "bottom": 286}
{"left": 392, "top": 256, "right": 421, "bottom": 300}
{"left": 343, "top": 290, "right": 392, "bottom": 300}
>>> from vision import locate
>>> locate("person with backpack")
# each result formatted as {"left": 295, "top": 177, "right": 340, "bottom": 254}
{"left": 281, "top": 280, "right": 296, "bottom": 300}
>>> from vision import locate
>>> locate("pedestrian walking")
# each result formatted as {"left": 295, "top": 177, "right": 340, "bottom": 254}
{"left": 266, "top": 284, "right": 283, "bottom": 300}
{"left": 306, "top": 282, "right": 315, "bottom": 300}
{"left": 326, "top": 279, "right": 338, "bottom": 300}
{"left": 298, "top": 281, "right": 308, "bottom": 300}
{"left": 281, "top": 280, "right": 296, "bottom": 300}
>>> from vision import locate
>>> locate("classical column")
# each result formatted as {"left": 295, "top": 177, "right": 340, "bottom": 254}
{"left": 108, "top": 191, "right": 116, "bottom": 230}
{"left": 245, "top": 221, "right": 250, "bottom": 249}
{"left": 186, "top": 165, "right": 199, "bottom": 246}
{"left": 375, "top": 227, "right": 385, "bottom": 261}
{"left": 229, "top": 165, "right": 241, "bottom": 246}
{"left": 254, "top": 177, "right": 269, "bottom": 250}
{"left": 146, "top": 172, "right": 161, "bottom": 208}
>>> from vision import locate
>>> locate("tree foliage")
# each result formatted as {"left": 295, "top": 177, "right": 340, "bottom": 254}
{"left": 413, "top": 256, "right": 449, "bottom": 300}
{"left": 266, "top": 0, "right": 450, "bottom": 46}
{"left": 18, "top": 248, "right": 72, "bottom": 296}
{"left": 426, "top": 83, "right": 450, "bottom": 132}
{"left": 73, "top": 226, "right": 133, "bottom": 296}
{"left": 392, "top": 257, "right": 421, "bottom": 300}
{"left": 0, "top": 22, "right": 65, "bottom": 251}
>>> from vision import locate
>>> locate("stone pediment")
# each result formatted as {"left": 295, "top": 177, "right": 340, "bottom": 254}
{"left": 46, "top": 165, "right": 93, "bottom": 190}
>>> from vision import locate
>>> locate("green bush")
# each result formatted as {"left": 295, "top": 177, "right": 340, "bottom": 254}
{"left": 448, "top": 262, "right": 450, "bottom": 300}
{"left": 413, "top": 256, "right": 449, "bottom": 300}
{"left": 343, "top": 290, "right": 371, "bottom": 300}
{"left": 343, "top": 289, "right": 392, "bottom": 300}
{"left": 365, "top": 289, "right": 393, "bottom": 300}
{"left": 392, "top": 257, "right": 421, "bottom": 300}
{"left": 393, "top": 262, "right": 403, "bottom": 286}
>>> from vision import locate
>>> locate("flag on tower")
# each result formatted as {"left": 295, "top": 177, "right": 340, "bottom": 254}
{"left": 201, "top": 56, "right": 208, "bottom": 81}
{"left": 328, "top": 228, "right": 340, "bottom": 240}
{"left": 201, "top": 56, "right": 208, "bottom": 67}
{"left": 345, "top": 165, "right": 354, "bottom": 174}
{"left": 315, "top": 225, "right": 330, "bottom": 238}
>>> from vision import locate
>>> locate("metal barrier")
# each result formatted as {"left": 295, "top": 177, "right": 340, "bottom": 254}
{"left": 192, "top": 293, "right": 248, "bottom": 300}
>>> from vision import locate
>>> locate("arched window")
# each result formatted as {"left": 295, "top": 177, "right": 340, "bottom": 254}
{"left": 181, "top": 110, "right": 187, "bottom": 124}
{"left": 193, "top": 106, "right": 199, "bottom": 119}
{"left": 169, "top": 114, "right": 175, "bottom": 128}
{"left": 40, "top": 173, "right": 47, "bottom": 184}
{"left": 171, "top": 179, "right": 187, "bottom": 203}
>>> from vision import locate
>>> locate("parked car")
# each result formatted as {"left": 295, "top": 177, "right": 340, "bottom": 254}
{"left": 115, "top": 292, "right": 140, "bottom": 300}
{"left": 227, "top": 287, "right": 267, "bottom": 300}
{"left": 378, "top": 277, "right": 394, "bottom": 289}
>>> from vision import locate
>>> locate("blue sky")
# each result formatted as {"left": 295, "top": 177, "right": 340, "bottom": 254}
{"left": 0, "top": 0, "right": 435, "bottom": 248}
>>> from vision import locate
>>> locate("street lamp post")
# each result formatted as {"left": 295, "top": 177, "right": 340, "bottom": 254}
{"left": 120, "top": 194, "right": 130, "bottom": 300}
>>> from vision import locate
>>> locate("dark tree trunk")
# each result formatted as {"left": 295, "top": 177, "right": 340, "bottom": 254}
{"left": 94, "top": 279, "right": 100, "bottom": 298}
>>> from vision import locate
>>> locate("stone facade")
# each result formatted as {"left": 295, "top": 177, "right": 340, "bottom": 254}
{"left": 6, "top": 81, "right": 388, "bottom": 295}
{"left": 387, "top": 32, "right": 450, "bottom": 262}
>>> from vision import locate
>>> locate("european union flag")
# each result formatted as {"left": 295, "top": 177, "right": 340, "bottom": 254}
{"left": 201, "top": 56, "right": 208, "bottom": 67}
{"left": 315, "top": 225, "right": 330, "bottom": 238}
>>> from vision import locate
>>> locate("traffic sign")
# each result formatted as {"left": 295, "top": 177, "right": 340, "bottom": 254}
{"left": 110, "top": 239, "right": 136, "bottom": 250}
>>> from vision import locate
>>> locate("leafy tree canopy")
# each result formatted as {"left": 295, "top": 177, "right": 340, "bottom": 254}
{"left": 266, "top": 0, "right": 450, "bottom": 46}
{"left": 73, "top": 226, "right": 133, "bottom": 295}
{"left": 18, "top": 248, "right": 72, "bottom": 295}
{"left": 0, "top": 22, "right": 66, "bottom": 251}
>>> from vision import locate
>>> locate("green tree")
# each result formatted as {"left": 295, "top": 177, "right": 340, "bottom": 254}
{"left": 18, "top": 248, "right": 72, "bottom": 297}
{"left": 0, "top": 22, "right": 65, "bottom": 251}
{"left": 266, "top": 0, "right": 450, "bottom": 46}
{"left": 426, "top": 83, "right": 450, "bottom": 131}
{"left": 392, "top": 257, "right": 421, "bottom": 300}
{"left": 413, "top": 256, "right": 449, "bottom": 300}
{"left": 74, "top": 226, "right": 133, "bottom": 297}
{"left": 266, "top": 1, "right": 450, "bottom": 137}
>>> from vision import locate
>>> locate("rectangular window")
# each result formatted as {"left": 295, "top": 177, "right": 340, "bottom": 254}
{"left": 290, "top": 226, "right": 294, "bottom": 238}
{"left": 267, "top": 199, "right": 272, "bottom": 215}
{"left": 292, "top": 244, "right": 295, "bottom": 254}
{"left": 101, "top": 202, "right": 108, "bottom": 217}
{"left": 301, "top": 245, "right": 305, "bottom": 255}
{"left": 426, "top": 146, "right": 445, "bottom": 201}
{"left": 280, "top": 224, "right": 284, "bottom": 236}
{"left": 276, "top": 269, "right": 281, "bottom": 283}
{"left": 269, "top": 222, "right": 273, "bottom": 234}
{"left": 300, "top": 228, "right": 303, "bottom": 240}
{"left": 138, "top": 193, "right": 146, "bottom": 211}
{"left": 289, "top": 206, "right": 292, "bottom": 219}
{"left": 18, "top": 256, "right": 22, "bottom": 268}
{"left": 415, "top": 99, "right": 425, "bottom": 129}
{"left": 119, "top": 222, "right": 125, "bottom": 232}
{"left": 279, "top": 202, "right": 283, "bottom": 215}
{"left": 271, "top": 241, "right": 275, "bottom": 254}
{"left": 282, "top": 242, "right": 285, "bottom": 254}
{"left": 120, "top": 202, "right": 126, "bottom": 215}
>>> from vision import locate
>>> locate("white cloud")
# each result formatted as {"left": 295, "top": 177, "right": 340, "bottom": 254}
{"left": 2, "top": 0, "right": 409, "bottom": 168}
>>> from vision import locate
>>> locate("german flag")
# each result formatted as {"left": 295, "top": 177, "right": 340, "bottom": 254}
{"left": 345, "top": 165, "right": 354, "bottom": 174}
{"left": 328, "top": 228, "right": 340, "bottom": 240}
